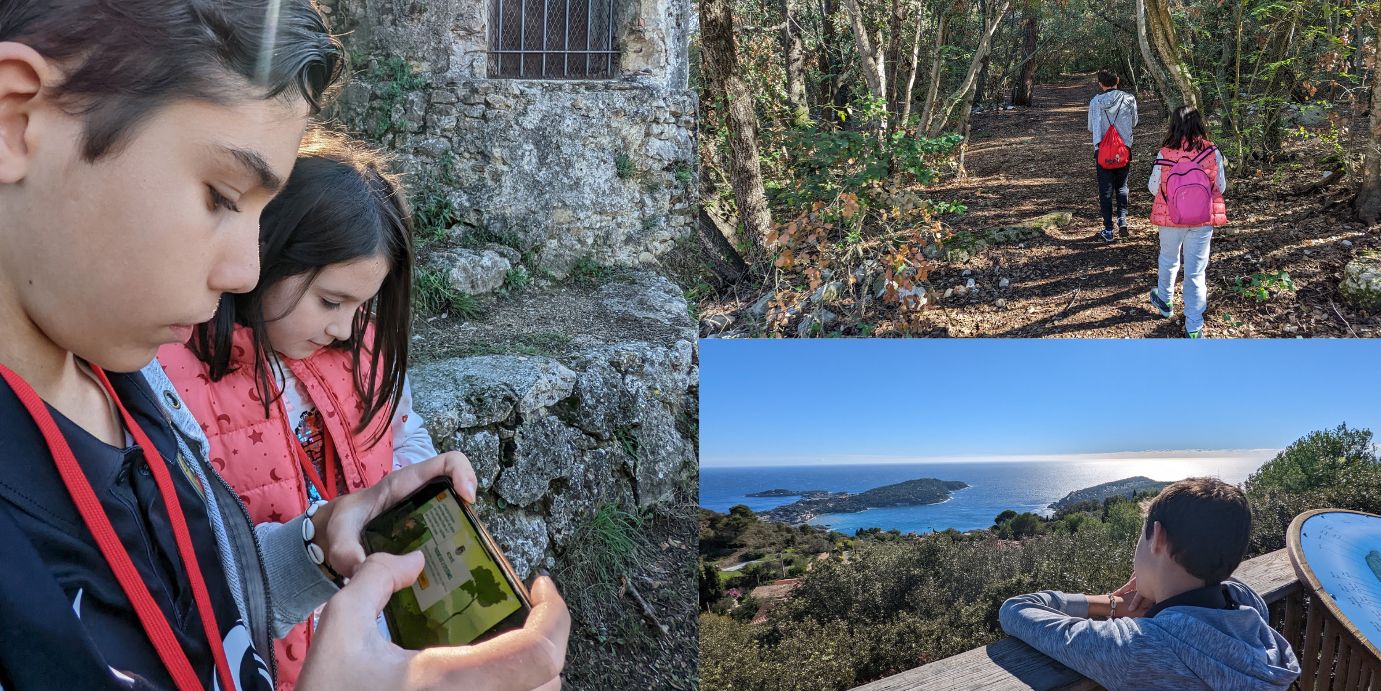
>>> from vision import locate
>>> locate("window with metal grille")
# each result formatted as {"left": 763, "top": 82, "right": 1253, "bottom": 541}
{"left": 488, "top": 0, "right": 618, "bottom": 79}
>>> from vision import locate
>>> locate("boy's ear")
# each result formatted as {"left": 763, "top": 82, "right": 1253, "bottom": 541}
{"left": 0, "top": 42, "right": 49, "bottom": 184}
{"left": 1150, "top": 520, "right": 1169, "bottom": 554}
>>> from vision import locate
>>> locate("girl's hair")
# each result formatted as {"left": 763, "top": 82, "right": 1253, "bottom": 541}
{"left": 1096, "top": 68, "right": 1120, "bottom": 88}
{"left": 192, "top": 129, "right": 414, "bottom": 449}
{"left": 1161, "top": 105, "right": 1210, "bottom": 151}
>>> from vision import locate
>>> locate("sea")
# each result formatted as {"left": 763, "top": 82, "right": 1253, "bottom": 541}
{"left": 699, "top": 457, "right": 1270, "bottom": 534}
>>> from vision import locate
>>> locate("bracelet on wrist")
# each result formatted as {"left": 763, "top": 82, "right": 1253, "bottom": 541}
{"left": 303, "top": 500, "right": 344, "bottom": 586}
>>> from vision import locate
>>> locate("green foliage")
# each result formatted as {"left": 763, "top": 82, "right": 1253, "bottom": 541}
{"left": 995, "top": 512, "right": 1045, "bottom": 539}
{"left": 556, "top": 504, "right": 657, "bottom": 643}
{"left": 411, "top": 156, "right": 460, "bottom": 248}
{"left": 359, "top": 56, "right": 430, "bottom": 138}
{"left": 684, "top": 280, "right": 713, "bottom": 322}
{"left": 701, "top": 524, "right": 1136, "bottom": 690}
{"left": 769, "top": 129, "right": 962, "bottom": 211}
{"left": 570, "top": 256, "right": 615, "bottom": 286}
{"left": 413, "top": 267, "right": 481, "bottom": 319}
{"left": 925, "top": 200, "right": 968, "bottom": 216}
{"left": 615, "top": 426, "right": 641, "bottom": 466}
{"left": 503, "top": 266, "right": 531, "bottom": 291}
{"left": 699, "top": 560, "right": 725, "bottom": 611}
{"left": 1244, "top": 424, "right": 1381, "bottom": 554}
{"left": 615, "top": 153, "right": 636, "bottom": 180}
{"left": 1231, "top": 270, "right": 1295, "bottom": 301}
{"left": 699, "top": 506, "right": 837, "bottom": 565}
{"left": 674, "top": 163, "right": 694, "bottom": 185}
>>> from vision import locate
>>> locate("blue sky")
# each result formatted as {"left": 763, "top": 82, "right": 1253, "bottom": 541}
{"left": 700, "top": 339, "right": 1381, "bottom": 467}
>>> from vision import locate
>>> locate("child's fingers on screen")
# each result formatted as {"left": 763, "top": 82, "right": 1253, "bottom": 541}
{"left": 326, "top": 551, "right": 425, "bottom": 631}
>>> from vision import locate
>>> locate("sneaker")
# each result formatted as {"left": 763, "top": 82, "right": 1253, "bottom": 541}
{"left": 1099, "top": 228, "right": 1115, "bottom": 243}
{"left": 1118, "top": 224, "right": 1130, "bottom": 238}
{"left": 1186, "top": 328, "right": 1203, "bottom": 339}
{"left": 1148, "top": 289, "right": 1172, "bottom": 318}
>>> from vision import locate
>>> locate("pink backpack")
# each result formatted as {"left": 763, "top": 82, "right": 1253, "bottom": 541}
{"left": 1154, "top": 146, "right": 1216, "bottom": 226}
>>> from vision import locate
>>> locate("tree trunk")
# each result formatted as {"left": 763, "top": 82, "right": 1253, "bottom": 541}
{"left": 956, "top": 114, "right": 973, "bottom": 178}
{"left": 974, "top": 0, "right": 990, "bottom": 107}
{"left": 1134, "top": 0, "right": 1175, "bottom": 112}
{"left": 843, "top": 0, "right": 888, "bottom": 122}
{"left": 699, "top": 0, "right": 775, "bottom": 251}
{"left": 898, "top": 1, "right": 925, "bottom": 126}
{"left": 919, "top": 6, "right": 950, "bottom": 133}
{"left": 1356, "top": 11, "right": 1381, "bottom": 225}
{"left": 1011, "top": 10, "right": 1037, "bottom": 106}
{"left": 885, "top": 0, "right": 906, "bottom": 116}
{"left": 819, "top": 0, "right": 850, "bottom": 128}
{"left": 698, "top": 207, "right": 752, "bottom": 284}
{"left": 780, "top": 0, "right": 811, "bottom": 126}
{"left": 926, "top": 0, "right": 1011, "bottom": 136}
{"left": 1144, "top": 0, "right": 1200, "bottom": 110}
{"left": 1353, "top": 22, "right": 1365, "bottom": 76}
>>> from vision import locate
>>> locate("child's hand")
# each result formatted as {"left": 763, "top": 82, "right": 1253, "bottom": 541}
{"left": 298, "top": 550, "right": 569, "bottom": 691}
{"left": 1111, "top": 576, "right": 1154, "bottom": 618}
{"left": 313, "top": 451, "right": 478, "bottom": 578}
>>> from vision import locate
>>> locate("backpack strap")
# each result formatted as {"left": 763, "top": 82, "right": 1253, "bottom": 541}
{"left": 1191, "top": 145, "right": 1217, "bottom": 164}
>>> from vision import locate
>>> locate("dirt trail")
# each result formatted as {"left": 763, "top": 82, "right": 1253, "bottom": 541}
{"left": 907, "top": 75, "right": 1379, "bottom": 338}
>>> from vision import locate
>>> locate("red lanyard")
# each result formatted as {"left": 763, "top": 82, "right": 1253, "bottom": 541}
{"left": 290, "top": 426, "right": 339, "bottom": 502}
{"left": 0, "top": 362, "right": 237, "bottom": 691}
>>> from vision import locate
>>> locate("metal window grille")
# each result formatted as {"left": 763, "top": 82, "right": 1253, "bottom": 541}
{"left": 488, "top": 0, "right": 617, "bottom": 79}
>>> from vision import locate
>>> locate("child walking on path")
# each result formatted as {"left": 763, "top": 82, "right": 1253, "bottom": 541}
{"left": 1088, "top": 68, "right": 1139, "bottom": 242}
{"left": 158, "top": 132, "right": 439, "bottom": 690}
{"left": 1146, "top": 106, "right": 1229, "bottom": 338}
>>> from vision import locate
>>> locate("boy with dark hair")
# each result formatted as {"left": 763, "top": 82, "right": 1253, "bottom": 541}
{"left": 999, "top": 478, "right": 1301, "bottom": 690}
{"left": 0, "top": 2, "right": 567, "bottom": 689}
{"left": 1089, "top": 68, "right": 1138, "bottom": 242}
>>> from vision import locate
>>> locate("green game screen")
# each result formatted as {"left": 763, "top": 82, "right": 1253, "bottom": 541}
{"left": 363, "top": 488, "right": 522, "bottom": 647}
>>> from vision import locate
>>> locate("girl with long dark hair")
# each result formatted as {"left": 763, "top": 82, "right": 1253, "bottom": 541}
{"left": 1146, "top": 105, "right": 1230, "bottom": 338}
{"left": 158, "top": 129, "right": 439, "bottom": 688}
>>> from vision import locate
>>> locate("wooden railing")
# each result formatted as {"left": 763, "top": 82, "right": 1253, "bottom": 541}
{"left": 851, "top": 548, "right": 1302, "bottom": 691}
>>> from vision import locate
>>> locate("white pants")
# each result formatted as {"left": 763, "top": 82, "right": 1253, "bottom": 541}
{"left": 1155, "top": 225, "right": 1214, "bottom": 332}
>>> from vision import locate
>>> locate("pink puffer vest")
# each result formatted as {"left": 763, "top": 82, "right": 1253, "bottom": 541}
{"left": 158, "top": 325, "right": 392, "bottom": 691}
{"left": 1150, "top": 142, "right": 1229, "bottom": 228}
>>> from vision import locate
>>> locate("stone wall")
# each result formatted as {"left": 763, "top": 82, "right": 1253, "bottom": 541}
{"left": 407, "top": 273, "right": 699, "bottom": 577}
{"left": 321, "top": 0, "right": 697, "bottom": 276}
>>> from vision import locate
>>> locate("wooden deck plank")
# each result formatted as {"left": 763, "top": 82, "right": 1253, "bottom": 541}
{"left": 851, "top": 637, "right": 1100, "bottom": 691}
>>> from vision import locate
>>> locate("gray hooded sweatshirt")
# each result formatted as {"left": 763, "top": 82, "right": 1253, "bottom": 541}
{"left": 1089, "top": 89, "right": 1139, "bottom": 148}
{"left": 999, "top": 579, "right": 1301, "bottom": 691}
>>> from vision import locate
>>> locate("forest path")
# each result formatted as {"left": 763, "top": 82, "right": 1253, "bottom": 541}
{"left": 912, "top": 74, "right": 1377, "bottom": 338}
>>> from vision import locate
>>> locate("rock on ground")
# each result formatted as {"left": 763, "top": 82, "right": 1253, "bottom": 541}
{"left": 1340, "top": 253, "right": 1381, "bottom": 311}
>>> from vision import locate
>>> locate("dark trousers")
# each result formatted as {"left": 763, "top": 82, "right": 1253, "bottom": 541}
{"left": 1096, "top": 150, "right": 1130, "bottom": 230}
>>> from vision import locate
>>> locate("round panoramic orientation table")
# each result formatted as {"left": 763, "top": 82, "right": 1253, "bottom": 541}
{"left": 1287, "top": 509, "right": 1381, "bottom": 676}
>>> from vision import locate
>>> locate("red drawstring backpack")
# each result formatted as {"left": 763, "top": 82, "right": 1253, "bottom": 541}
{"left": 1097, "top": 102, "right": 1130, "bottom": 169}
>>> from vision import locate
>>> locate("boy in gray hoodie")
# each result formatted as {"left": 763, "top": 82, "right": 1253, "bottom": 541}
{"left": 999, "top": 478, "right": 1301, "bottom": 691}
{"left": 1089, "top": 68, "right": 1139, "bottom": 242}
